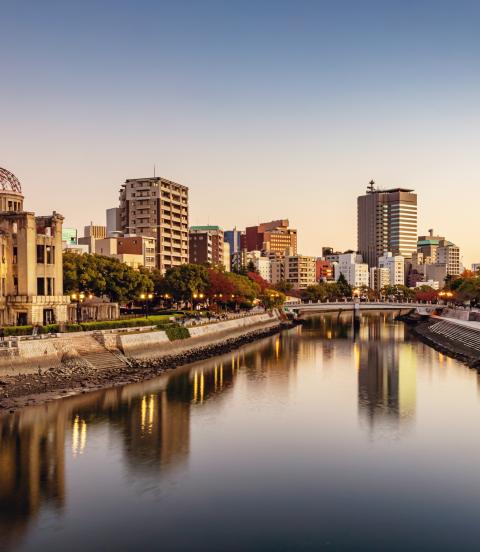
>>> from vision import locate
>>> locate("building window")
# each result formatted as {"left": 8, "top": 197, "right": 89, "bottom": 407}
{"left": 37, "top": 245, "right": 45, "bottom": 263}
{"left": 37, "top": 278, "right": 45, "bottom": 296}
{"left": 46, "top": 246, "right": 55, "bottom": 264}
{"left": 13, "top": 246, "right": 17, "bottom": 264}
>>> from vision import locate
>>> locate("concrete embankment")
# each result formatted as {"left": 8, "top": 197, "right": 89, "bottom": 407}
{"left": 400, "top": 313, "right": 480, "bottom": 368}
{"left": 0, "top": 312, "right": 291, "bottom": 411}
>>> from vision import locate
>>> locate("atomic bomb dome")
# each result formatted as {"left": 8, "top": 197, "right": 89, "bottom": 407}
{"left": 0, "top": 167, "right": 24, "bottom": 212}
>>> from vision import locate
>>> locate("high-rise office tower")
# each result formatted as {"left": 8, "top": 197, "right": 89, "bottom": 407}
{"left": 119, "top": 176, "right": 189, "bottom": 273}
{"left": 224, "top": 228, "right": 243, "bottom": 255}
{"left": 357, "top": 181, "right": 417, "bottom": 267}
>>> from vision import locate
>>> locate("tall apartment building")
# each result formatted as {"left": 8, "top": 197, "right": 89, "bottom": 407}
{"left": 358, "top": 182, "right": 417, "bottom": 267}
{"left": 245, "top": 219, "right": 297, "bottom": 256}
{"left": 284, "top": 255, "right": 316, "bottom": 290}
{"left": 119, "top": 176, "right": 189, "bottom": 273}
{"left": 437, "top": 239, "right": 460, "bottom": 276}
{"left": 189, "top": 226, "right": 224, "bottom": 266}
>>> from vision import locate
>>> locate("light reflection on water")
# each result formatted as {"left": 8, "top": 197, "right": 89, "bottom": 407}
{"left": 1, "top": 313, "right": 480, "bottom": 551}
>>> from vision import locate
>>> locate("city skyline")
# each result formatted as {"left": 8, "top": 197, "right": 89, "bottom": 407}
{"left": 1, "top": 1, "right": 480, "bottom": 265}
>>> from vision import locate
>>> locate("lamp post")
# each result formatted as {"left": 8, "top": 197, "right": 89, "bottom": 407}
{"left": 140, "top": 293, "right": 154, "bottom": 318}
{"left": 438, "top": 290, "right": 453, "bottom": 306}
{"left": 71, "top": 292, "right": 85, "bottom": 323}
{"left": 192, "top": 292, "right": 205, "bottom": 311}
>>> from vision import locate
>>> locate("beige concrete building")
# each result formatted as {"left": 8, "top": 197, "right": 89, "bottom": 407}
{"left": 369, "top": 266, "right": 390, "bottom": 292}
{"left": 0, "top": 168, "right": 70, "bottom": 325}
{"left": 119, "top": 176, "right": 188, "bottom": 274}
{"left": 358, "top": 182, "right": 417, "bottom": 267}
{"left": 438, "top": 239, "right": 461, "bottom": 276}
{"left": 284, "top": 255, "right": 316, "bottom": 290}
{"left": 94, "top": 235, "right": 157, "bottom": 270}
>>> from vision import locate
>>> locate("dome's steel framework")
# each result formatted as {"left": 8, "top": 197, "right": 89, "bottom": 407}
{"left": 0, "top": 167, "right": 22, "bottom": 193}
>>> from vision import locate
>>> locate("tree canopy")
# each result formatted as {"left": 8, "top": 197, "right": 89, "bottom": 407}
{"left": 63, "top": 251, "right": 153, "bottom": 302}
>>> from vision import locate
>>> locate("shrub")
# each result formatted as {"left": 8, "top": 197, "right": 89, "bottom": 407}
{"left": 39, "top": 324, "right": 60, "bottom": 334}
{"left": 165, "top": 325, "right": 190, "bottom": 341}
{"left": 3, "top": 325, "right": 33, "bottom": 336}
{"left": 78, "top": 315, "right": 174, "bottom": 332}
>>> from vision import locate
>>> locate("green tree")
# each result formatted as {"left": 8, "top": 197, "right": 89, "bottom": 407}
{"left": 162, "top": 263, "right": 210, "bottom": 302}
{"left": 274, "top": 280, "right": 293, "bottom": 293}
{"left": 336, "top": 273, "right": 352, "bottom": 298}
{"left": 63, "top": 251, "right": 153, "bottom": 301}
{"left": 456, "top": 277, "right": 480, "bottom": 306}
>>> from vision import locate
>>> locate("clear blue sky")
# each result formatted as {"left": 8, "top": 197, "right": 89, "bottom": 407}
{"left": 1, "top": 0, "right": 479, "bottom": 264}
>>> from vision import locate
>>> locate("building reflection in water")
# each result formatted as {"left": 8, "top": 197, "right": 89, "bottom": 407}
{"left": 356, "top": 313, "right": 416, "bottom": 430}
{"left": 303, "top": 311, "right": 416, "bottom": 430}
{"left": 0, "top": 347, "right": 250, "bottom": 548}
{"left": 0, "top": 408, "right": 66, "bottom": 550}
{"left": 0, "top": 313, "right": 418, "bottom": 548}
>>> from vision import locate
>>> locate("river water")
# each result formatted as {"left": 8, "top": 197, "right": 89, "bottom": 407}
{"left": 1, "top": 312, "right": 480, "bottom": 551}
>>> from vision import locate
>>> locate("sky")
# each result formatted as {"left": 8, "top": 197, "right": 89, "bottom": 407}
{"left": 1, "top": 0, "right": 479, "bottom": 265}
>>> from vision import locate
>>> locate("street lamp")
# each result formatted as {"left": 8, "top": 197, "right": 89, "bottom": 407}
{"left": 71, "top": 292, "right": 85, "bottom": 323}
{"left": 140, "top": 292, "right": 154, "bottom": 318}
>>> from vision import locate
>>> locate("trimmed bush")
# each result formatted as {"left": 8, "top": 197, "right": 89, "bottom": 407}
{"left": 3, "top": 325, "right": 33, "bottom": 336}
{"left": 165, "top": 325, "right": 190, "bottom": 341}
{"left": 39, "top": 324, "right": 60, "bottom": 334}
{"left": 78, "top": 315, "right": 174, "bottom": 332}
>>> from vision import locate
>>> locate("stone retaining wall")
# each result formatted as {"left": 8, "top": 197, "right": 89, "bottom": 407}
{"left": 118, "top": 331, "right": 170, "bottom": 355}
{"left": 0, "top": 312, "right": 281, "bottom": 374}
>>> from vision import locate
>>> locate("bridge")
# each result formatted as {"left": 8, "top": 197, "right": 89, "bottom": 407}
{"left": 285, "top": 301, "right": 430, "bottom": 317}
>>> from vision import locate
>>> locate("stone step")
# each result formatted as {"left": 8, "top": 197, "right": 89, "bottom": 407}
{"left": 430, "top": 321, "right": 480, "bottom": 352}
{"left": 80, "top": 351, "right": 127, "bottom": 369}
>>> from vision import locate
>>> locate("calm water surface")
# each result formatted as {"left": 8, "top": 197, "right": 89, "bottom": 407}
{"left": 2, "top": 313, "right": 480, "bottom": 551}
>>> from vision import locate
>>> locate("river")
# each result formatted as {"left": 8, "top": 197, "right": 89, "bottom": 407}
{"left": 1, "top": 312, "right": 480, "bottom": 551}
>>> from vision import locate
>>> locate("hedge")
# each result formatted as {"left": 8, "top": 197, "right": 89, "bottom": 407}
{"left": 78, "top": 316, "right": 173, "bottom": 331}
{"left": 165, "top": 325, "right": 190, "bottom": 341}
{"left": 1, "top": 315, "right": 180, "bottom": 336}
{"left": 3, "top": 325, "right": 34, "bottom": 336}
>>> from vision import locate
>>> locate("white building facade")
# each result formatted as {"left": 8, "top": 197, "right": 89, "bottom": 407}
{"left": 335, "top": 253, "right": 369, "bottom": 288}
{"left": 378, "top": 252, "right": 405, "bottom": 286}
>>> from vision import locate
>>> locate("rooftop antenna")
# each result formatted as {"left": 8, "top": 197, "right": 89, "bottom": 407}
{"left": 153, "top": 164, "right": 156, "bottom": 178}
{"left": 367, "top": 180, "right": 376, "bottom": 193}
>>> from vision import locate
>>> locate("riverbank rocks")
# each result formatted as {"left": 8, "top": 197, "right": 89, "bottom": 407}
{"left": 0, "top": 321, "right": 293, "bottom": 412}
